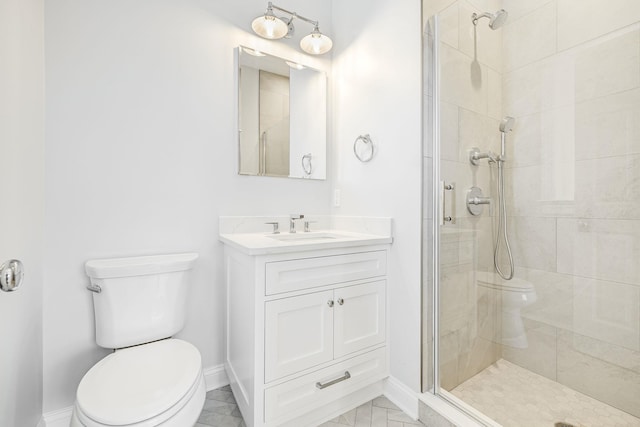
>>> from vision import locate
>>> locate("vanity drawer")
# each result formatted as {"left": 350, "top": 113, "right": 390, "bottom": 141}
{"left": 263, "top": 347, "right": 387, "bottom": 424}
{"left": 265, "top": 251, "right": 386, "bottom": 295}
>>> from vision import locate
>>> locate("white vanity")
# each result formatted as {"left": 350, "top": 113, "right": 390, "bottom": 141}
{"left": 219, "top": 216, "right": 392, "bottom": 427}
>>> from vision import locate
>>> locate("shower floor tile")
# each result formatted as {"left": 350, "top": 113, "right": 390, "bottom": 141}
{"left": 451, "top": 359, "right": 640, "bottom": 427}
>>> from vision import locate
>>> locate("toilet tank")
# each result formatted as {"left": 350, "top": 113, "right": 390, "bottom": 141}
{"left": 85, "top": 253, "right": 198, "bottom": 349}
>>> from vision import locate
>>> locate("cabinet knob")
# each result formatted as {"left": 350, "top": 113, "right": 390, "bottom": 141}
{"left": 327, "top": 300, "right": 334, "bottom": 308}
{"left": 337, "top": 298, "right": 344, "bottom": 305}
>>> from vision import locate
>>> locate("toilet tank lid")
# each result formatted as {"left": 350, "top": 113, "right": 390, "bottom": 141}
{"left": 85, "top": 253, "right": 198, "bottom": 279}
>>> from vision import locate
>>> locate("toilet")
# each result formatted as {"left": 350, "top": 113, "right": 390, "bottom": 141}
{"left": 71, "top": 253, "right": 205, "bottom": 427}
{"left": 476, "top": 271, "right": 537, "bottom": 349}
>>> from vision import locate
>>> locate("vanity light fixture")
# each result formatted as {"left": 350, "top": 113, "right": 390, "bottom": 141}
{"left": 251, "top": 2, "right": 333, "bottom": 55}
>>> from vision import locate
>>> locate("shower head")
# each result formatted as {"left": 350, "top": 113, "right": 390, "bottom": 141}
{"left": 472, "top": 9, "right": 508, "bottom": 30}
{"left": 500, "top": 116, "right": 515, "bottom": 133}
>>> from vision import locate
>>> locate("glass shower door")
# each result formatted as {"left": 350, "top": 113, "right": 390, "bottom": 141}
{"left": 424, "top": 1, "right": 640, "bottom": 426}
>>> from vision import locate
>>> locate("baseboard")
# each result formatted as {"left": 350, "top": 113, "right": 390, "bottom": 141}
{"left": 383, "top": 376, "right": 420, "bottom": 420}
{"left": 39, "top": 364, "right": 228, "bottom": 427}
{"left": 39, "top": 406, "right": 73, "bottom": 427}
{"left": 203, "top": 363, "right": 229, "bottom": 391}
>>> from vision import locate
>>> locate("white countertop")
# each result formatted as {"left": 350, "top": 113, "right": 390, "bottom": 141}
{"left": 219, "top": 230, "right": 393, "bottom": 255}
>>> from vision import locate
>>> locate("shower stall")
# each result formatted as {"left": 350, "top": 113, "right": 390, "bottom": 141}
{"left": 422, "top": 1, "right": 640, "bottom": 426}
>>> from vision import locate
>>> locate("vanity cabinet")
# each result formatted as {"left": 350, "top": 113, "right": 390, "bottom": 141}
{"left": 223, "top": 245, "right": 390, "bottom": 427}
{"left": 265, "top": 280, "right": 386, "bottom": 383}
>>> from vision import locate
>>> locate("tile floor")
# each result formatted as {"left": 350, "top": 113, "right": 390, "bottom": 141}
{"left": 318, "top": 396, "right": 425, "bottom": 427}
{"left": 196, "top": 385, "right": 245, "bottom": 427}
{"left": 451, "top": 359, "right": 640, "bottom": 427}
{"left": 196, "top": 385, "right": 424, "bottom": 427}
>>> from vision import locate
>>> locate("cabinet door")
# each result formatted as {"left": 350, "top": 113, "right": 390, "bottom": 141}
{"left": 265, "top": 290, "right": 334, "bottom": 382}
{"left": 334, "top": 281, "right": 386, "bottom": 358}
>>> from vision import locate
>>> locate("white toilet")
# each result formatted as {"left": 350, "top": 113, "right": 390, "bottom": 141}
{"left": 71, "top": 253, "right": 205, "bottom": 427}
{"left": 476, "top": 271, "right": 537, "bottom": 349}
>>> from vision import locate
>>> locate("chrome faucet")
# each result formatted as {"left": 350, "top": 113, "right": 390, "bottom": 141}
{"left": 289, "top": 214, "right": 304, "bottom": 233}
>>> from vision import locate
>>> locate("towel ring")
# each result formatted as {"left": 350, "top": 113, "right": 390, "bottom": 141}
{"left": 353, "top": 134, "right": 374, "bottom": 162}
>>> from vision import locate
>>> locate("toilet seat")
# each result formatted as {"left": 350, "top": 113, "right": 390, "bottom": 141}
{"left": 74, "top": 339, "right": 204, "bottom": 426}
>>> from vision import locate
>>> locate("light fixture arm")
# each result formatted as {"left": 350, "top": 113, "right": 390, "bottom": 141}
{"left": 268, "top": 2, "right": 319, "bottom": 28}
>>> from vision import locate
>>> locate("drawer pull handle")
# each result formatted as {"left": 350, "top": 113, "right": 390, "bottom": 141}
{"left": 316, "top": 371, "right": 351, "bottom": 389}
{"left": 337, "top": 298, "right": 344, "bottom": 305}
{"left": 327, "top": 300, "right": 334, "bottom": 307}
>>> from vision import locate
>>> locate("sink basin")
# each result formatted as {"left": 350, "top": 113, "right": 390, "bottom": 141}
{"left": 267, "top": 232, "right": 346, "bottom": 242}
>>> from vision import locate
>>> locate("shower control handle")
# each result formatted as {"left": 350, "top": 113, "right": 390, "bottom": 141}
{"left": 467, "top": 187, "right": 489, "bottom": 216}
{"left": 469, "top": 197, "right": 491, "bottom": 205}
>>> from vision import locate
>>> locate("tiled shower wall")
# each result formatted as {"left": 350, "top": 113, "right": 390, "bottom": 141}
{"left": 422, "top": 0, "right": 505, "bottom": 392}
{"left": 502, "top": 0, "right": 640, "bottom": 417}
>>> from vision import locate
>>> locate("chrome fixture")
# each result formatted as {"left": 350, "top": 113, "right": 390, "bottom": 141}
{"left": 289, "top": 214, "right": 304, "bottom": 233}
{"left": 86, "top": 282, "right": 102, "bottom": 293}
{"left": 0, "top": 259, "right": 24, "bottom": 292}
{"left": 500, "top": 116, "right": 516, "bottom": 132}
{"left": 251, "top": 2, "right": 333, "bottom": 55}
{"left": 304, "top": 220, "right": 316, "bottom": 233}
{"left": 265, "top": 221, "right": 280, "bottom": 234}
{"left": 440, "top": 181, "right": 456, "bottom": 225}
{"left": 316, "top": 371, "right": 351, "bottom": 389}
{"left": 472, "top": 9, "right": 508, "bottom": 30}
{"left": 354, "top": 134, "right": 375, "bottom": 162}
{"left": 467, "top": 186, "right": 491, "bottom": 216}
{"left": 469, "top": 147, "right": 498, "bottom": 165}
{"left": 302, "top": 153, "right": 313, "bottom": 176}
{"left": 494, "top": 116, "right": 515, "bottom": 280}
{"left": 468, "top": 116, "right": 516, "bottom": 279}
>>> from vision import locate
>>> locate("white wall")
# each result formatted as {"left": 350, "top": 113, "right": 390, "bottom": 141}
{"left": 331, "top": 0, "right": 423, "bottom": 391}
{"left": 43, "top": 0, "right": 333, "bottom": 412}
{"left": 0, "top": 0, "right": 45, "bottom": 424}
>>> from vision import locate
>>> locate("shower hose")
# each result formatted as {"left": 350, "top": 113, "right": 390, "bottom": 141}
{"left": 494, "top": 160, "right": 514, "bottom": 280}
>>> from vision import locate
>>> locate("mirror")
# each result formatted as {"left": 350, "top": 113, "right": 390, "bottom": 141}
{"left": 237, "top": 46, "right": 327, "bottom": 180}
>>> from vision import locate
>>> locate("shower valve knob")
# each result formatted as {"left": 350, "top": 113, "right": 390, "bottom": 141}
{"left": 467, "top": 187, "right": 489, "bottom": 216}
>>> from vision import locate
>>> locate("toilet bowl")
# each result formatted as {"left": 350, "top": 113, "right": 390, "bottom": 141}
{"left": 476, "top": 271, "right": 537, "bottom": 349}
{"left": 72, "top": 253, "right": 205, "bottom": 426}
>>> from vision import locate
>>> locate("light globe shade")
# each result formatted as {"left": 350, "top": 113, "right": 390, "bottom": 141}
{"left": 300, "top": 31, "right": 333, "bottom": 55}
{"left": 252, "top": 14, "right": 288, "bottom": 39}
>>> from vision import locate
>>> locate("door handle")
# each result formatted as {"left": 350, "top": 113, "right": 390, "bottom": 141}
{"left": 440, "top": 181, "right": 456, "bottom": 225}
{"left": 0, "top": 259, "right": 24, "bottom": 292}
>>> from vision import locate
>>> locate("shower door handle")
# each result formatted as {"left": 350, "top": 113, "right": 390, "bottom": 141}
{"left": 440, "top": 181, "right": 456, "bottom": 225}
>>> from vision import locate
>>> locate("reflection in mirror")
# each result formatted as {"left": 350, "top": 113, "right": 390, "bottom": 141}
{"left": 237, "top": 47, "right": 327, "bottom": 180}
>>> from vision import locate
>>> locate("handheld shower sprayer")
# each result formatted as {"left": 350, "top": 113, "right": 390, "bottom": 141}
{"left": 468, "top": 116, "right": 516, "bottom": 280}
{"left": 494, "top": 116, "right": 515, "bottom": 280}
{"left": 498, "top": 116, "right": 515, "bottom": 161}
{"left": 500, "top": 116, "right": 515, "bottom": 133}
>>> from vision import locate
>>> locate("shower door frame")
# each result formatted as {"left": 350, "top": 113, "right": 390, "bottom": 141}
{"left": 423, "top": 13, "right": 500, "bottom": 427}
